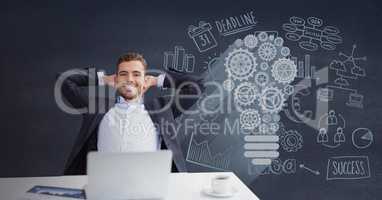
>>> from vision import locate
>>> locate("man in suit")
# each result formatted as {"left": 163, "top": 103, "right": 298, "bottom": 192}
{"left": 60, "top": 52, "right": 203, "bottom": 175}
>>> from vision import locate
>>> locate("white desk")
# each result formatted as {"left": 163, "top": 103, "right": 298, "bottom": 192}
{"left": 0, "top": 172, "right": 259, "bottom": 200}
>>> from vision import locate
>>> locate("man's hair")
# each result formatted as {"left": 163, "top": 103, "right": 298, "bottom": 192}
{"left": 116, "top": 52, "right": 147, "bottom": 70}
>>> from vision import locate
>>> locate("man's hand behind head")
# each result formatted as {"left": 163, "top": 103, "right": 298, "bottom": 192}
{"left": 103, "top": 74, "right": 116, "bottom": 87}
{"left": 143, "top": 75, "right": 158, "bottom": 93}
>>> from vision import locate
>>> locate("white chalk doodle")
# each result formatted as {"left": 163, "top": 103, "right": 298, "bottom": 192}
{"left": 188, "top": 21, "right": 218, "bottom": 52}
{"left": 352, "top": 128, "right": 373, "bottom": 149}
{"left": 299, "top": 163, "right": 320, "bottom": 175}
{"left": 163, "top": 46, "right": 195, "bottom": 72}
{"left": 282, "top": 16, "right": 342, "bottom": 51}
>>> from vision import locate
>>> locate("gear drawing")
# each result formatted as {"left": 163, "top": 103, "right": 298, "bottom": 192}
{"left": 271, "top": 58, "right": 297, "bottom": 84}
{"left": 280, "top": 46, "right": 290, "bottom": 57}
{"left": 234, "top": 82, "right": 258, "bottom": 106}
{"left": 269, "top": 123, "right": 280, "bottom": 133}
{"left": 225, "top": 48, "right": 257, "bottom": 81}
{"left": 262, "top": 113, "right": 272, "bottom": 123}
{"left": 240, "top": 109, "right": 261, "bottom": 130}
{"left": 260, "top": 86, "right": 285, "bottom": 113}
{"left": 255, "top": 72, "right": 270, "bottom": 87}
{"left": 234, "top": 39, "right": 244, "bottom": 47}
{"left": 258, "top": 32, "right": 268, "bottom": 42}
{"left": 258, "top": 42, "right": 277, "bottom": 62}
{"left": 280, "top": 129, "right": 303, "bottom": 152}
{"left": 244, "top": 34, "right": 258, "bottom": 49}
{"left": 274, "top": 37, "right": 284, "bottom": 47}
{"left": 283, "top": 85, "right": 294, "bottom": 95}
{"left": 222, "top": 34, "right": 297, "bottom": 141}
{"left": 260, "top": 62, "right": 269, "bottom": 71}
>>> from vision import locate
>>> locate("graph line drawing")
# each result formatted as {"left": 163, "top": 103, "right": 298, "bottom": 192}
{"left": 186, "top": 132, "right": 232, "bottom": 170}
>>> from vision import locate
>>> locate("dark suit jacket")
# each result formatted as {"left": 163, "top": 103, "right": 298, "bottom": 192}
{"left": 59, "top": 68, "right": 203, "bottom": 175}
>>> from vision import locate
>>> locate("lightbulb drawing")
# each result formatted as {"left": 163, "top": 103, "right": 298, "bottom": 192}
{"left": 223, "top": 32, "right": 297, "bottom": 165}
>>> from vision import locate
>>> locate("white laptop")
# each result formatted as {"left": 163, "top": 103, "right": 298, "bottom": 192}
{"left": 86, "top": 150, "right": 173, "bottom": 200}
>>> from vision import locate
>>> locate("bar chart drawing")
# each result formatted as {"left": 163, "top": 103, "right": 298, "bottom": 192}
{"left": 163, "top": 46, "right": 195, "bottom": 73}
{"left": 291, "top": 54, "right": 317, "bottom": 79}
{"left": 186, "top": 132, "right": 232, "bottom": 170}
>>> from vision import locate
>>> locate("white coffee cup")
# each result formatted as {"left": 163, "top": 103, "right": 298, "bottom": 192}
{"left": 211, "top": 175, "right": 231, "bottom": 194}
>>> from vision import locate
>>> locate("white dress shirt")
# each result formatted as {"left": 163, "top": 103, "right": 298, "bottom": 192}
{"left": 96, "top": 72, "right": 165, "bottom": 152}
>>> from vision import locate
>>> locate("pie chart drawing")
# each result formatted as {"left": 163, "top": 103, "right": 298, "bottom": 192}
{"left": 352, "top": 128, "right": 373, "bottom": 149}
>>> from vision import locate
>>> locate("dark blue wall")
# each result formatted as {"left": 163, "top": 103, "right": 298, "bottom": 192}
{"left": 1, "top": 0, "right": 381, "bottom": 199}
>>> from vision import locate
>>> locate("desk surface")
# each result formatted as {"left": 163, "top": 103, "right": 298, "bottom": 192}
{"left": 0, "top": 172, "right": 259, "bottom": 200}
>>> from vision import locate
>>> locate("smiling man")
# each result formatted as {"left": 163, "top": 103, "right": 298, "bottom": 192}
{"left": 60, "top": 52, "right": 203, "bottom": 175}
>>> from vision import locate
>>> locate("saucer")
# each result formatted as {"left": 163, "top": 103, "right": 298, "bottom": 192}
{"left": 202, "top": 186, "right": 238, "bottom": 198}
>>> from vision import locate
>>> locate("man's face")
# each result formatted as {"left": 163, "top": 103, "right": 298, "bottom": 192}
{"left": 115, "top": 60, "right": 145, "bottom": 101}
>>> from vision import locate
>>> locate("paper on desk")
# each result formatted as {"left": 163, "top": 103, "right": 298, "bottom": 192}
{"left": 19, "top": 185, "right": 86, "bottom": 200}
